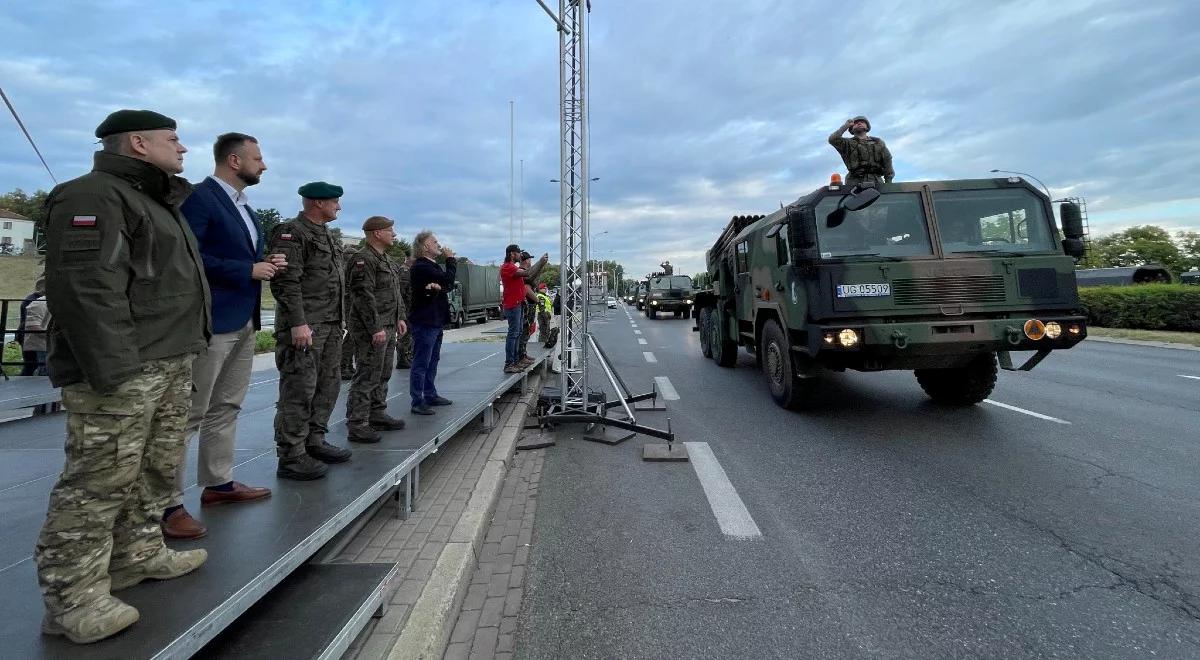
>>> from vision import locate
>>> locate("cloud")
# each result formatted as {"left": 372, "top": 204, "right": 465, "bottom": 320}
{"left": 1, "top": 0, "right": 1197, "bottom": 279}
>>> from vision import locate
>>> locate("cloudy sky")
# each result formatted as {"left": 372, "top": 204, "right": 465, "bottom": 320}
{"left": 2, "top": 0, "right": 1197, "bottom": 278}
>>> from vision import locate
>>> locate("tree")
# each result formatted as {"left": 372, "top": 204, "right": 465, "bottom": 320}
{"left": 692, "top": 272, "right": 713, "bottom": 289}
{"left": 537, "top": 264, "right": 561, "bottom": 288}
{"left": 1177, "top": 230, "right": 1200, "bottom": 272}
{"left": 385, "top": 238, "right": 413, "bottom": 261}
{"left": 0, "top": 188, "right": 50, "bottom": 225}
{"left": 1088, "top": 225, "right": 1185, "bottom": 273}
{"left": 256, "top": 207, "right": 284, "bottom": 241}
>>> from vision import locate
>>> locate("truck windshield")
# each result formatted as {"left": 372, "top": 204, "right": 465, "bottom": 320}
{"left": 649, "top": 276, "right": 693, "bottom": 290}
{"left": 932, "top": 188, "right": 1056, "bottom": 254}
{"left": 814, "top": 192, "right": 933, "bottom": 258}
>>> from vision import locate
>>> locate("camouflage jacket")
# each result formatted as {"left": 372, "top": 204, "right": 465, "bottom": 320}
{"left": 268, "top": 214, "right": 344, "bottom": 330}
{"left": 828, "top": 133, "right": 895, "bottom": 181}
{"left": 43, "top": 152, "right": 211, "bottom": 393}
{"left": 345, "top": 244, "right": 407, "bottom": 334}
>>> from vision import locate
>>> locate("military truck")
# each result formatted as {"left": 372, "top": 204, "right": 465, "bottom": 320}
{"left": 644, "top": 273, "right": 695, "bottom": 319}
{"left": 634, "top": 281, "right": 649, "bottom": 310}
{"left": 693, "top": 177, "right": 1089, "bottom": 409}
{"left": 448, "top": 262, "right": 501, "bottom": 328}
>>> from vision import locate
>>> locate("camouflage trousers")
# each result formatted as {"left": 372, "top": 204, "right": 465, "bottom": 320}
{"left": 340, "top": 335, "right": 356, "bottom": 377}
{"left": 35, "top": 354, "right": 196, "bottom": 615}
{"left": 273, "top": 322, "right": 342, "bottom": 459}
{"left": 346, "top": 328, "right": 396, "bottom": 427}
{"left": 395, "top": 327, "right": 413, "bottom": 368}
{"left": 537, "top": 310, "right": 552, "bottom": 344}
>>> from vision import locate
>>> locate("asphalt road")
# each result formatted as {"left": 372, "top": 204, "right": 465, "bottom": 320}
{"left": 517, "top": 303, "right": 1200, "bottom": 659}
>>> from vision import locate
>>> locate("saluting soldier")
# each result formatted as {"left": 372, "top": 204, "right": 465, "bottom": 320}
{"left": 344, "top": 216, "right": 409, "bottom": 442}
{"left": 394, "top": 254, "right": 415, "bottom": 369}
{"left": 268, "top": 181, "right": 353, "bottom": 480}
{"left": 828, "top": 115, "right": 895, "bottom": 185}
{"left": 35, "top": 109, "right": 211, "bottom": 644}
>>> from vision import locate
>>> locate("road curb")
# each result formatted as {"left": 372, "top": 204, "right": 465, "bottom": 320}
{"left": 1084, "top": 335, "right": 1200, "bottom": 352}
{"left": 387, "top": 370, "right": 541, "bottom": 660}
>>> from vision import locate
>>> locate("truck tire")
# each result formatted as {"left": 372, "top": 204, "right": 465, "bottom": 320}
{"left": 711, "top": 309, "right": 737, "bottom": 368}
{"left": 648, "top": 307, "right": 657, "bottom": 319}
{"left": 673, "top": 310, "right": 681, "bottom": 318}
{"left": 915, "top": 353, "right": 998, "bottom": 406}
{"left": 761, "top": 319, "right": 812, "bottom": 409}
{"left": 683, "top": 308, "right": 691, "bottom": 319}
{"left": 476, "top": 316, "right": 486, "bottom": 325}
{"left": 699, "top": 308, "right": 714, "bottom": 358}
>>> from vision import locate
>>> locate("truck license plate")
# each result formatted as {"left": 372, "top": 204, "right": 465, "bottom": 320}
{"left": 836, "top": 283, "right": 891, "bottom": 298}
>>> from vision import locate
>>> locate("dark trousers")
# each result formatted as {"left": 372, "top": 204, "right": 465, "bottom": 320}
{"left": 272, "top": 323, "right": 342, "bottom": 458}
{"left": 409, "top": 322, "right": 443, "bottom": 408}
{"left": 20, "top": 350, "right": 38, "bottom": 377}
{"left": 503, "top": 306, "right": 523, "bottom": 365}
{"left": 346, "top": 328, "right": 396, "bottom": 426}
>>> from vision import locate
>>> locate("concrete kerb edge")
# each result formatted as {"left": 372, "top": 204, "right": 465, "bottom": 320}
{"left": 1083, "top": 334, "right": 1200, "bottom": 352}
{"left": 387, "top": 371, "right": 542, "bottom": 660}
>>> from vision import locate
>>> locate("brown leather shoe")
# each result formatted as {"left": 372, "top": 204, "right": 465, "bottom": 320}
{"left": 200, "top": 481, "right": 272, "bottom": 507}
{"left": 161, "top": 507, "right": 207, "bottom": 540}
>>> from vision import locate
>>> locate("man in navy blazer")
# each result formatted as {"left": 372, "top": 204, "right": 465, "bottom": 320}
{"left": 165, "top": 133, "right": 283, "bottom": 539}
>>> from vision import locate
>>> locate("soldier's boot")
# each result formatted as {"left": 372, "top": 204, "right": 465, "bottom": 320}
{"left": 109, "top": 548, "right": 208, "bottom": 591}
{"left": 277, "top": 454, "right": 328, "bottom": 480}
{"left": 42, "top": 595, "right": 139, "bottom": 644}
{"left": 347, "top": 424, "right": 382, "bottom": 444}
{"left": 369, "top": 413, "right": 406, "bottom": 431}
{"left": 395, "top": 358, "right": 412, "bottom": 370}
{"left": 307, "top": 438, "right": 352, "bottom": 463}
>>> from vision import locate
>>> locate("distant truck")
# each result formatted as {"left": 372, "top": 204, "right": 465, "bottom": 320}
{"left": 448, "top": 262, "right": 501, "bottom": 328}
{"left": 634, "top": 281, "right": 649, "bottom": 310}
{"left": 1075, "top": 265, "right": 1172, "bottom": 287}
{"left": 644, "top": 273, "right": 695, "bottom": 319}
{"left": 694, "top": 177, "right": 1089, "bottom": 409}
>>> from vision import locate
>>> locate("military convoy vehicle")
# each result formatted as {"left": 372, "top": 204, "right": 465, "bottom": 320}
{"left": 634, "top": 281, "right": 648, "bottom": 310}
{"left": 693, "top": 177, "right": 1089, "bottom": 409}
{"left": 448, "top": 262, "right": 501, "bottom": 328}
{"left": 644, "top": 273, "right": 695, "bottom": 319}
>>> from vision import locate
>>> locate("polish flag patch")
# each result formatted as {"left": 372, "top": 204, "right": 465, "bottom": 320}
{"left": 71, "top": 215, "right": 97, "bottom": 227}
{"left": 279, "top": 233, "right": 293, "bottom": 240}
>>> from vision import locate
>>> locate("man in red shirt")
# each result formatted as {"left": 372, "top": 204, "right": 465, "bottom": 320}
{"left": 499, "top": 244, "right": 546, "bottom": 373}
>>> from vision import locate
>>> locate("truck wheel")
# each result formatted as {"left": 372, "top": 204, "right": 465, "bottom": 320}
{"left": 648, "top": 307, "right": 657, "bottom": 319}
{"left": 915, "top": 353, "right": 998, "bottom": 406}
{"left": 683, "top": 308, "right": 691, "bottom": 319}
{"left": 699, "top": 308, "right": 714, "bottom": 358}
{"left": 711, "top": 309, "right": 737, "bottom": 368}
{"left": 673, "top": 310, "right": 681, "bottom": 318}
{"left": 761, "top": 319, "right": 813, "bottom": 409}
{"left": 476, "top": 316, "right": 486, "bottom": 325}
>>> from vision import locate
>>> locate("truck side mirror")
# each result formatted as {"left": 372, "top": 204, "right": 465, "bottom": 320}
{"left": 786, "top": 206, "right": 818, "bottom": 248}
{"left": 1060, "top": 202, "right": 1084, "bottom": 239}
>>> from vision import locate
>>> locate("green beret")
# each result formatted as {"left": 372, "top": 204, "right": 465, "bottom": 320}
{"left": 95, "top": 109, "right": 177, "bottom": 138}
{"left": 298, "top": 181, "right": 343, "bottom": 199}
{"left": 362, "top": 215, "right": 394, "bottom": 231}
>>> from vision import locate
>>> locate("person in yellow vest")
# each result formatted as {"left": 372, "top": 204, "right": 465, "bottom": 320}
{"left": 536, "top": 283, "right": 553, "bottom": 344}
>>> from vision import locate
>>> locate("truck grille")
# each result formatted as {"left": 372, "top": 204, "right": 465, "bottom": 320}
{"left": 892, "top": 275, "right": 1006, "bottom": 306}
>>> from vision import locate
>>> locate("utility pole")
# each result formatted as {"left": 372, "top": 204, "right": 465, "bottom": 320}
{"left": 509, "top": 100, "right": 515, "bottom": 244}
{"left": 520, "top": 158, "right": 525, "bottom": 242}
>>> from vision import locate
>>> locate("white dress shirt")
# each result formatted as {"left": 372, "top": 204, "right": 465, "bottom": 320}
{"left": 209, "top": 175, "right": 258, "bottom": 248}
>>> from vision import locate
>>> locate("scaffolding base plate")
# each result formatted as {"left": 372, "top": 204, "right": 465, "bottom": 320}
{"left": 642, "top": 444, "right": 690, "bottom": 462}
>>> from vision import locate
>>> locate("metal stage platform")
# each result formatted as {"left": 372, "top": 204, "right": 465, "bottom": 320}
{"left": 0, "top": 376, "right": 61, "bottom": 414}
{"left": 0, "top": 341, "right": 544, "bottom": 659}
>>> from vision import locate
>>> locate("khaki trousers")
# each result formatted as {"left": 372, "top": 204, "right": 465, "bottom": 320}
{"left": 172, "top": 322, "right": 255, "bottom": 505}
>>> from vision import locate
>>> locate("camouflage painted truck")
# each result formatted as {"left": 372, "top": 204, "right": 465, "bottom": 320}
{"left": 644, "top": 273, "right": 696, "bottom": 319}
{"left": 693, "top": 177, "right": 1089, "bottom": 409}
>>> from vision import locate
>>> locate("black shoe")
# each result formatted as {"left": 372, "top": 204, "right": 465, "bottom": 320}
{"left": 348, "top": 425, "right": 382, "bottom": 443}
{"left": 277, "top": 454, "right": 328, "bottom": 480}
{"left": 428, "top": 396, "right": 453, "bottom": 406}
{"left": 341, "top": 372, "right": 354, "bottom": 381}
{"left": 410, "top": 405, "right": 435, "bottom": 416}
{"left": 307, "top": 440, "right": 352, "bottom": 463}
{"left": 369, "top": 414, "right": 406, "bottom": 430}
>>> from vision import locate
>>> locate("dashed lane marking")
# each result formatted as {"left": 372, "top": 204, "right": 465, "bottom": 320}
{"left": 643, "top": 352, "right": 657, "bottom": 363}
{"left": 685, "top": 442, "right": 762, "bottom": 540}
{"left": 638, "top": 338, "right": 648, "bottom": 345}
{"left": 1179, "top": 375, "right": 1200, "bottom": 381}
{"left": 654, "top": 376, "right": 679, "bottom": 400}
{"left": 634, "top": 330, "right": 642, "bottom": 335}
{"left": 983, "top": 399, "right": 1071, "bottom": 424}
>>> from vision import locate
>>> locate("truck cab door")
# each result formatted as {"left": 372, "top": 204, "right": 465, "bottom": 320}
{"left": 734, "top": 240, "right": 752, "bottom": 322}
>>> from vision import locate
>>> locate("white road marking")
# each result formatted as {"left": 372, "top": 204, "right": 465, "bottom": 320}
{"left": 643, "top": 352, "right": 657, "bottom": 363}
{"left": 631, "top": 324, "right": 638, "bottom": 328}
{"left": 685, "top": 442, "right": 762, "bottom": 539}
{"left": 983, "top": 399, "right": 1071, "bottom": 424}
{"left": 1179, "top": 375, "right": 1200, "bottom": 381}
{"left": 634, "top": 330, "right": 642, "bottom": 335}
{"left": 654, "top": 376, "right": 680, "bottom": 400}
{"left": 638, "top": 338, "right": 648, "bottom": 345}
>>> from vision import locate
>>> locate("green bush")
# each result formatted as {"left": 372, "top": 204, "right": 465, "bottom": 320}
{"left": 3, "top": 341, "right": 22, "bottom": 376}
{"left": 1079, "top": 284, "right": 1200, "bottom": 331}
{"left": 255, "top": 330, "right": 276, "bottom": 354}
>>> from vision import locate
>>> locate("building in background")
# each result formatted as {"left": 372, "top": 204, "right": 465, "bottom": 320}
{"left": 0, "top": 209, "right": 35, "bottom": 254}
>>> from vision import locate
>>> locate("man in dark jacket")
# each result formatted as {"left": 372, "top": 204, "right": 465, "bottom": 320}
{"left": 408, "top": 230, "right": 456, "bottom": 415}
{"left": 165, "top": 132, "right": 279, "bottom": 540}
{"left": 267, "top": 182, "right": 353, "bottom": 480}
{"left": 35, "top": 109, "right": 211, "bottom": 644}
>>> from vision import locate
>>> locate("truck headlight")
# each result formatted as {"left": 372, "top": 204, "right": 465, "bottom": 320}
{"left": 837, "top": 328, "right": 860, "bottom": 348}
{"left": 685, "top": 299, "right": 693, "bottom": 304}
{"left": 651, "top": 300, "right": 658, "bottom": 306}
{"left": 1044, "top": 321, "right": 1062, "bottom": 340}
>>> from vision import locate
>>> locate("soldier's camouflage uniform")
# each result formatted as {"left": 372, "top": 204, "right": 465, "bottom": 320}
{"left": 36, "top": 152, "right": 210, "bottom": 616}
{"left": 344, "top": 245, "right": 407, "bottom": 428}
{"left": 828, "top": 133, "right": 894, "bottom": 186}
{"left": 268, "top": 215, "right": 345, "bottom": 458}
{"left": 395, "top": 259, "right": 414, "bottom": 368}
{"left": 339, "top": 243, "right": 357, "bottom": 379}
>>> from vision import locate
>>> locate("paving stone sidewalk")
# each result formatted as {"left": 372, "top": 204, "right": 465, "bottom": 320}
{"left": 338, "top": 392, "right": 532, "bottom": 659}
{"left": 443, "top": 448, "right": 545, "bottom": 660}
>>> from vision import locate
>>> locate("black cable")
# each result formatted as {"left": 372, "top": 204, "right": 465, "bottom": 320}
{"left": 0, "top": 86, "right": 57, "bottom": 184}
